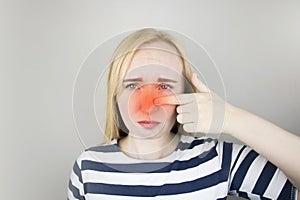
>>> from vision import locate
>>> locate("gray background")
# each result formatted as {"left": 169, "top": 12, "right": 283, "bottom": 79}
{"left": 1, "top": 0, "right": 299, "bottom": 199}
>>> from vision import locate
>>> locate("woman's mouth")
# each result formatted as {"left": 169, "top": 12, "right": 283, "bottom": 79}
{"left": 137, "top": 120, "right": 160, "bottom": 129}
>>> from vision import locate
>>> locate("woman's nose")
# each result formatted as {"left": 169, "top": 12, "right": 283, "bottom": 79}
{"left": 135, "top": 84, "right": 159, "bottom": 114}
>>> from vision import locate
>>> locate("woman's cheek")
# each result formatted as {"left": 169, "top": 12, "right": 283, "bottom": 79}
{"left": 162, "top": 105, "right": 177, "bottom": 118}
{"left": 128, "top": 97, "right": 140, "bottom": 118}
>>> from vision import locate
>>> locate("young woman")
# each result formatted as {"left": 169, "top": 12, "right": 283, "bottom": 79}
{"left": 68, "top": 28, "right": 300, "bottom": 199}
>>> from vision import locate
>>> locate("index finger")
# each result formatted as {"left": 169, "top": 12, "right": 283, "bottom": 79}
{"left": 154, "top": 94, "right": 180, "bottom": 105}
{"left": 154, "top": 94, "right": 195, "bottom": 105}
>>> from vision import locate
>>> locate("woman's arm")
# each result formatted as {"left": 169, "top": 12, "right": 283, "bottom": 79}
{"left": 224, "top": 103, "right": 300, "bottom": 190}
{"left": 155, "top": 72, "right": 300, "bottom": 194}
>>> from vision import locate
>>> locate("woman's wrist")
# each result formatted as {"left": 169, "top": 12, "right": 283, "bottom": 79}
{"left": 223, "top": 102, "right": 245, "bottom": 136}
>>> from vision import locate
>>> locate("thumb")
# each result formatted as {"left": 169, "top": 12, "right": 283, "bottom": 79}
{"left": 191, "top": 73, "right": 209, "bottom": 93}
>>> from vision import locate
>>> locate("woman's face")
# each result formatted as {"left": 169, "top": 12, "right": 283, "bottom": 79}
{"left": 117, "top": 40, "right": 185, "bottom": 139}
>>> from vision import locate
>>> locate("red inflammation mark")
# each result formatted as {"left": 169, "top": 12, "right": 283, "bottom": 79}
{"left": 129, "top": 84, "right": 172, "bottom": 114}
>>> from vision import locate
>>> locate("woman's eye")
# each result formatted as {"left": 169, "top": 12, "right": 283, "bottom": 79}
{"left": 125, "top": 83, "right": 139, "bottom": 89}
{"left": 158, "top": 83, "right": 172, "bottom": 90}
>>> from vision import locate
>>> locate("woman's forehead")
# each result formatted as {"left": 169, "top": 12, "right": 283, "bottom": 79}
{"left": 128, "top": 41, "right": 183, "bottom": 74}
{"left": 124, "top": 64, "right": 183, "bottom": 82}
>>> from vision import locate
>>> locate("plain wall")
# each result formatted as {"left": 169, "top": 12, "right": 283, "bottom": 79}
{"left": 1, "top": 0, "right": 299, "bottom": 199}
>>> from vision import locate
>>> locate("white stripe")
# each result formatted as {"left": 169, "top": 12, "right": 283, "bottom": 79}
{"left": 264, "top": 168, "right": 288, "bottom": 199}
{"left": 229, "top": 146, "right": 252, "bottom": 185}
{"left": 239, "top": 155, "right": 267, "bottom": 192}
{"left": 80, "top": 139, "right": 217, "bottom": 164}
{"left": 70, "top": 170, "right": 85, "bottom": 196}
{"left": 230, "top": 143, "right": 245, "bottom": 169}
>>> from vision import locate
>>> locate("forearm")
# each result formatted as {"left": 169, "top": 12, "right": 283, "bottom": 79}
{"left": 224, "top": 103, "right": 300, "bottom": 189}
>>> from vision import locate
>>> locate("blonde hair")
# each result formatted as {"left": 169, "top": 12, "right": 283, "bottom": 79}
{"left": 104, "top": 28, "right": 195, "bottom": 142}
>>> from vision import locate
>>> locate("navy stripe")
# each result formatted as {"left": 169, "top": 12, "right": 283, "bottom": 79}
{"left": 87, "top": 144, "right": 119, "bottom": 152}
{"left": 176, "top": 140, "right": 198, "bottom": 150}
{"left": 260, "top": 197, "right": 272, "bottom": 200}
{"left": 291, "top": 186, "right": 297, "bottom": 200}
{"left": 68, "top": 180, "right": 86, "bottom": 200}
{"left": 278, "top": 179, "right": 293, "bottom": 200}
{"left": 83, "top": 141, "right": 232, "bottom": 197}
{"left": 82, "top": 145, "right": 218, "bottom": 173}
{"left": 230, "top": 149, "right": 259, "bottom": 190}
{"left": 237, "top": 191, "right": 249, "bottom": 199}
{"left": 73, "top": 161, "right": 83, "bottom": 183}
{"left": 238, "top": 192, "right": 272, "bottom": 200}
{"left": 252, "top": 161, "right": 277, "bottom": 195}
{"left": 222, "top": 142, "right": 233, "bottom": 174}
{"left": 178, "top": 138, "right": 216, "bottom": 150}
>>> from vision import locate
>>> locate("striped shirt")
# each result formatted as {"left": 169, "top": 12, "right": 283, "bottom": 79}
{"left": 68, "top": 135, "right": 298, "bottom": 200}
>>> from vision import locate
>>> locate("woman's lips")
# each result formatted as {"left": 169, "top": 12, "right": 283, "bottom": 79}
{"left": 137, "top": 120, "right": 160, "bottom": 129}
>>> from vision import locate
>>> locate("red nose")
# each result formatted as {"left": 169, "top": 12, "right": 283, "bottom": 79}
{"left": 130, "top": 84, "right": 158, "bottom": 114}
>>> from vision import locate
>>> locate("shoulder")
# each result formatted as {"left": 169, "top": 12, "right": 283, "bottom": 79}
{"left": 178, "top": 135, "right": 236, "bottom": 163}
{"left": 179, "top": 134, "right": 235, "bottom": 153}
{"left": 181, "top": 135, "right": 251, "bottom": 162}
{"left": 86, "top": 141, "right": 119, "bottom": 153}
{"left": 74, "top": 141, "right": 120, "bottom": 168}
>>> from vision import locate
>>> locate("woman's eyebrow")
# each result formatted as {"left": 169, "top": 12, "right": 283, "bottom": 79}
{"left": 157, "top": 78, "right": 177, "bottom": 83}
{"left": 123, "top": 78, "right": 177, "bottom": 83}
{"left": 123, "top": 78, "right": 143, "bottom": 82}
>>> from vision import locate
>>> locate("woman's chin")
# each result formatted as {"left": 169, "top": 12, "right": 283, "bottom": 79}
{"left": 128, "top": 124, "right": 169, "bottom": 139}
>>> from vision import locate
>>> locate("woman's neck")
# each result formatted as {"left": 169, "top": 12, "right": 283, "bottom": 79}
{"left": 118, "top": 132, "right": 180, "bottom": 160}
